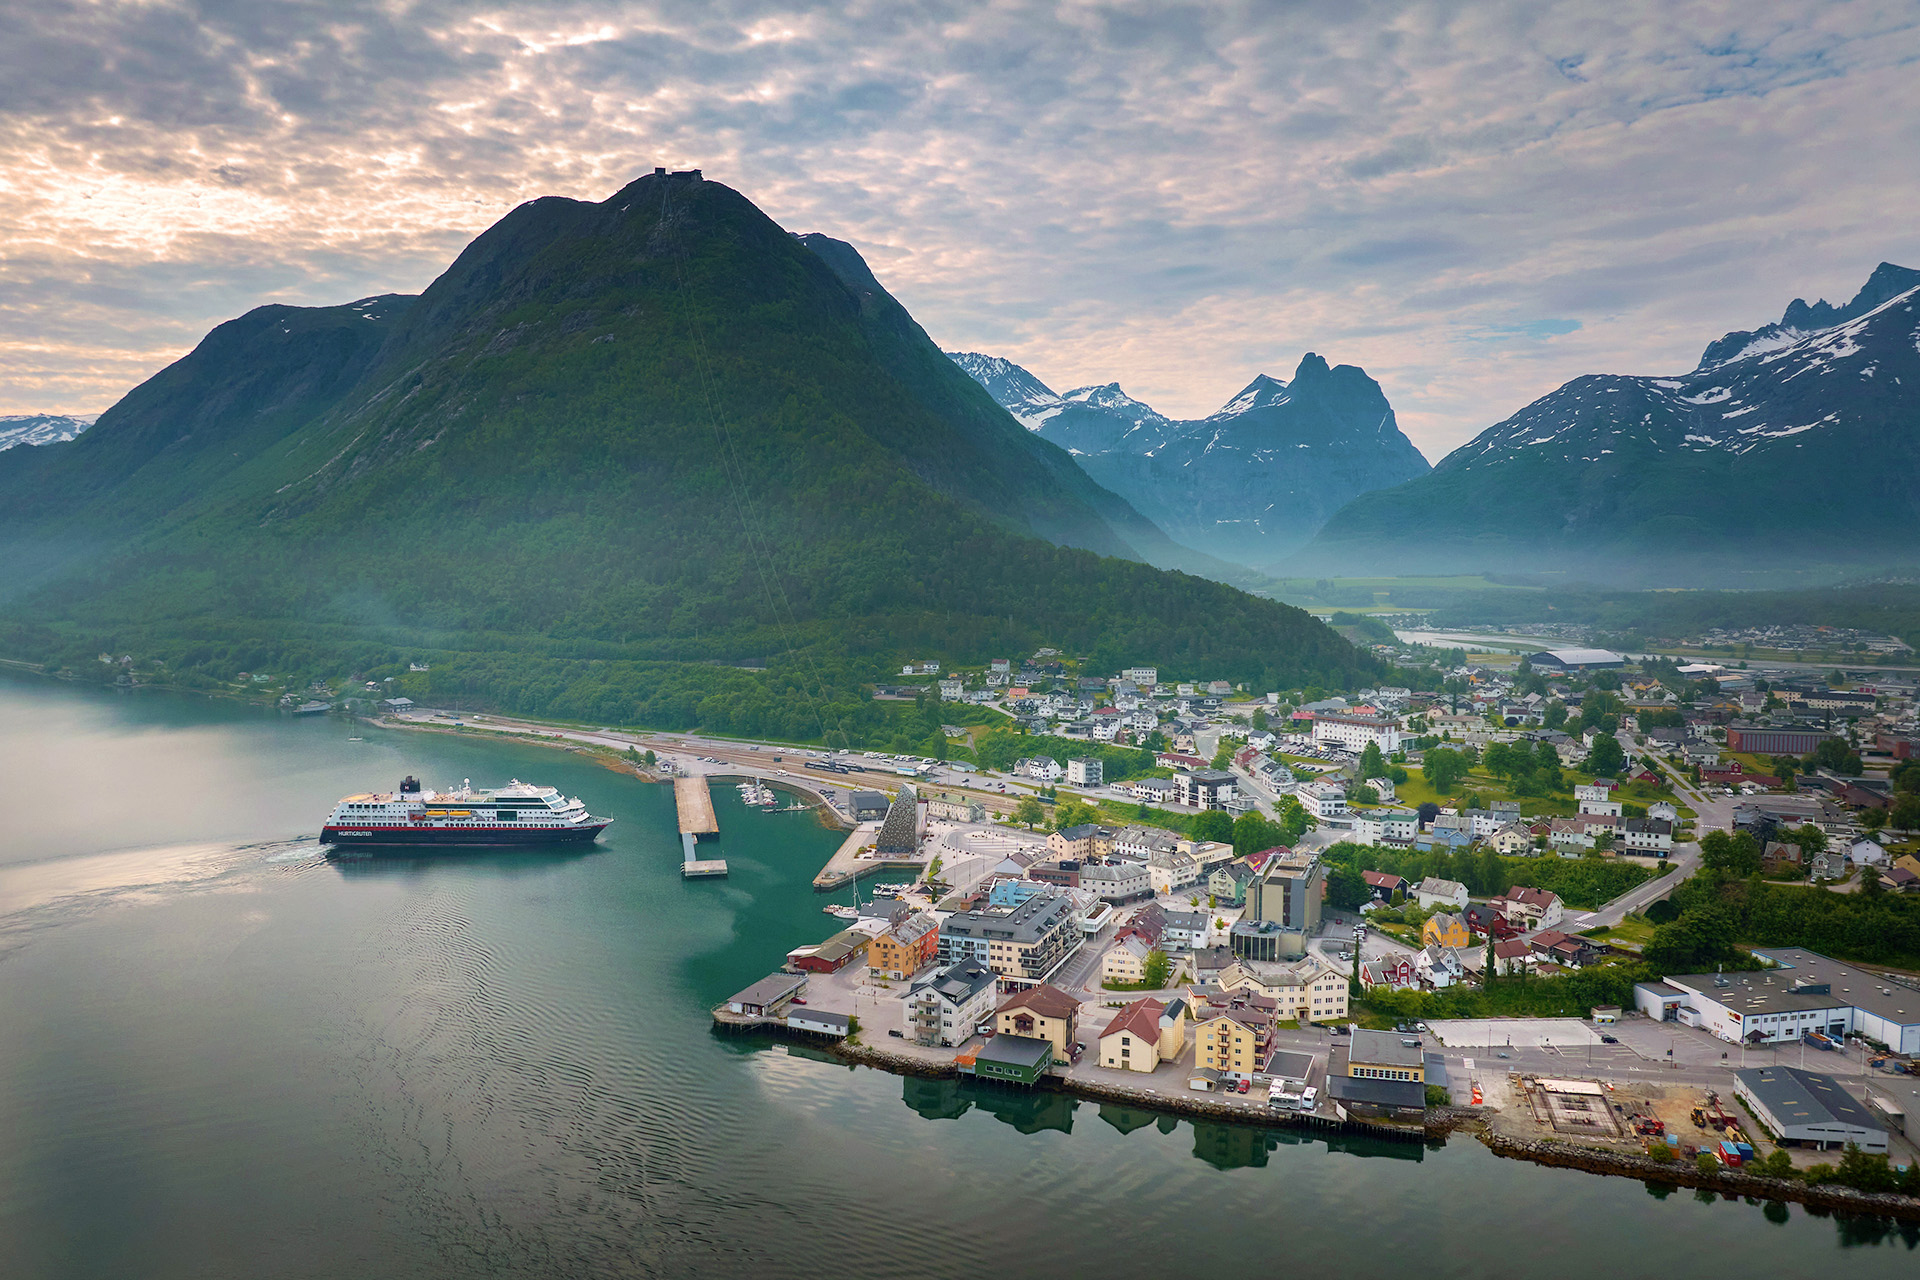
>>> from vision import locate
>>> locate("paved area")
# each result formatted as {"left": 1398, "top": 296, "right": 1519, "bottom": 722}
{"left": 1429, "top": 1017, "right": 1606, "bottom": 1050}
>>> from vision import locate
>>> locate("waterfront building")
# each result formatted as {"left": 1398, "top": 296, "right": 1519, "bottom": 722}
{"left": 937, "top": 890, "right": 1078, "bottom": 980}
{"left": 995, "top": 984, "right": 1079, "bottom": 1059}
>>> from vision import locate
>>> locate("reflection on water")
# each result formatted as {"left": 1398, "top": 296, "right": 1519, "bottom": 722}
{"left": 324, "top": 847, "right": 603, "bottom": 879}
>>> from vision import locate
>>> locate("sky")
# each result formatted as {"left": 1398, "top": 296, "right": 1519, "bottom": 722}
{"left": 3, "top": 1, "right": 1918, "bottom": 459}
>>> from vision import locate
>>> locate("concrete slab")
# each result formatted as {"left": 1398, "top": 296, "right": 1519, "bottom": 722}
{"left": 1428, "top": 1017, "right": 1605, "bottom": 1049}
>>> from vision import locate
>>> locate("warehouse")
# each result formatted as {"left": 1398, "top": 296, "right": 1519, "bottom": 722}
{"left": 1526, "top": 648, "right": 1624, "bottom": 673}
{"left": 1655, "top": 949, "right": 1920, "bottom": 1054}
{"left": 1734, "top": 1066, "right": 1888, "bottom": 1153}
{"left": 1726, "top": 724, "right": 1841, "bottom": 756}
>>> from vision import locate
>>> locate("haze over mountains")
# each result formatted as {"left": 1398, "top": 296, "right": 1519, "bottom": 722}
{"left": 949, "top": 351, "right": 1429, "bottom": 570}
{"left": 1302, "top": 262, "right": 1920, "bottom": 584}
{"left": 0, "top": 173, "right": 1374, "bottom": 719}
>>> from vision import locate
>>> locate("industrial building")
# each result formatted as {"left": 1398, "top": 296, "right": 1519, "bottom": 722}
{"left": 1637, "top": 948, "right": 1920, "bottom": 1054}
{"left": 1525, "top": 647, "right": 1625, "bottom": 672}
{"left": 1734, "top": 1066, "right": 1888, "bottom": 1153}
{"left": 1725, "top": 724, "right": 1842, "bottom": 756}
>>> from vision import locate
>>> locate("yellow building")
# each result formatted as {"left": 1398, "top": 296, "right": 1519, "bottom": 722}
{"left": 1192, "top": 1010, "right": 1266, "bottom": 1079}
{"left": 1102, "top": 936, "right": 1153, "bottom": 985}
{"left": 1096, "top": 997, "right": 1186, "bottom": 1072}
{"left": 1346, "top": 1028, "right": 1426, "bottom": 1082}
{"left": 995, "top": 984, "right": 1080, "bottom": 1059}
{"left": 1218, "top": 958, "right": 1349, "bottom": 1024}
{"left": 1422, "top": 912, "right": 1470, "bottom": 950}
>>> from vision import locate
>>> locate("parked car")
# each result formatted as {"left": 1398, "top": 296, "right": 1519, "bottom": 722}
{"left": 1600, "top": 1034, "right": 1618, "bottom": 1044}
{"left": 1237, "top": 1078, "right": 1250, "bottom": 1094}
{"left": 887, "top": 1029, "right": 904, "bottom": 1038}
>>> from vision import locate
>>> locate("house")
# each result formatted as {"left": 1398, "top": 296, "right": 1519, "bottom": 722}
{"left": 1102, "top": 935, "right": 1156, "bottom": 985}
{"left": 1414, "top": 877, "right": 1468, "bottom": 911}
{"left": 1361, "top": 955, "right": 1419, "bottom": 991}
{"left": 1422, "top": 912, "right": 1470, "bottom": 950}
{"left": 1017, "top": 756, "right": 1065, "bottom": 783}
{"left": 1207, "top": 860, "right": 1256, "bottom": 906}
{"left": 1415, "top": 944, "right": 1466, "bottom": 989}
{"left": 1621, "top": 817, "right": 1675, "bottom": 853}
{"left": 1575, "top": 783, "right": 1623, "bottom": 817}
{"left": 1528, "top": 929, "right": 1600, "bottom": 968}
{"left": 1362, "top": 870, "right": 1408, "bottom": 904}
{"left": 1488, "top": 821, "right": 1535, "bottom": 855}
{"left": 1128, "top": 777, "right": 1175, "bottom": 804}
{"left": 1491, "top": 886, "right": 1565, "bottom": 931}
{"left": 789, "top": 929, "right": 870, "bottom": 974}
{"left": 1116, "top": 901, "right": 1167, "bottom": 950}
{"left": 1353, "top": 808, "right": 1418, "bottom": 847}
{"left": 1097, "top": 997, "right": 1188, "bottom": 1072}
{"left": 1547, "top": 816, "right": 1595, "bottom": 852}
{"left": 1850, "top": 837, "right": 1891, "bottom": 867}
{"left": 1490, "top": 937, "right": 1533, "bottom": 975}
{"left": 1761, "top": 840, "right": 1804, "bottom": 874}
{"left": 785, "top": 1008, "right": 852, "bottom": 1038}
{"left": 1344, "top": 1028, "right": 1427, "bottom": 1082}
{"left": 995, "top": 984, "right": 1080, "bottom": 1060}
{"left": 1163, "top": 909, "right": 1210, "bottom": 950}
{"left": 907, "top": 958, "right": 998, "bottom": 1047}
{"left": 867, "top": 913, "right": 940, "bottom": 980}
{"left": 1143, "top": 847, "right": 1202, "bottom": 895}
{"left": 1462, "top": 903, "right": 1519, "bottom": 939}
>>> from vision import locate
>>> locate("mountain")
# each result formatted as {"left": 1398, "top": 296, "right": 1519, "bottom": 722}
{"left": 952, "top": 351, "right": 1429, "bottom": 569}
{"left": 1300, "top": 262, "right": 1920, "bottom": 584}
{"left": 0, "top": 414, "right": 96, "bottom": 451}
{"left": 0, "top": 173, "right": 1375, "bottom": 729}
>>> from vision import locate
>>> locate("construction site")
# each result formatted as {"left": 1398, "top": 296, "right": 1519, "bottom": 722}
{"left": 1471, "top": 1072, "right": 1806, "bottom": 1170}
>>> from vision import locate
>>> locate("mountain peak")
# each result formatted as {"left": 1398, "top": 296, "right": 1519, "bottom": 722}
{"left": 1698, "top": 260, "right": 1920, "bottom": 370}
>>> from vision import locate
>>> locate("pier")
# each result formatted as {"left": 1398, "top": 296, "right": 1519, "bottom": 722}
{"left": 675, "top": 776, "right": 718, "bottom": 838}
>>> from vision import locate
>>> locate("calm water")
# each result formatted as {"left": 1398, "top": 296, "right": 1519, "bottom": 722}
{"left": 1, "top": 677, "right": 1915, "bottom": 1278}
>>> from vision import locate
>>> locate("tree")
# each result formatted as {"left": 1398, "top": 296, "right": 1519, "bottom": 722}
{"left": 1759, "top": 1148, "right": 1796, "bottom": 1179}
{"left": 1211, "top": 744, "right": 1233, "bottom": 770}
{"left": 1251, "top": 707, "right": 1268, "bottom": 730}
{"left": 1534, "top": 740, "right": 1564, "bottom": 789}
{"left": 1860, "top": 807, "right": 1886, "bottom": 832}
{"left": 1424, "top": 748, "right": 1470, "bottom": 794}
{"left": 1012, "top": 797, "right": 1045, "bottom": 829}
{"left": 1349, "top": 784, "right": 1380, "bottom": 805}
{"left": 1142, "top": 949, "right": 1172, "bottom": 988}
{"left": 1417, "top": 802, "right": 1441, "bottom": 826}
{"left": 1644, "top": 905, "right": 1739, "bottom": 972}
{"left": 1785, "top": 823, "right": 1827, "bottom": 858}
{"left": 1358, "top": 740, "right": 1386, "bottom": 780}
{"left": 1327, "top": 864, "right": 1369, "bottom": 911}
{"left": 1699, "top": 829, "right": 1762, "bottom": 877}
{"left": 1232, "top": 810, "right": 1281, "bottom": 857}
{"left": 642, "top": 748, "right": 657, "bottom": 767}
{"left": 1892, "top": 794, "right": 1920, "bottom": 832}
{"left": 1388, "top": 765, "right": 1409, "bottom": 785}
{"left": 1191, "top": 809, "right": 1233, "bottom": 843}
{"left": 1543, "top": 700, "right": 1568, "bottom": 730}
{"left": 1584, "top": 733, "right": 1626, "bottom": 778}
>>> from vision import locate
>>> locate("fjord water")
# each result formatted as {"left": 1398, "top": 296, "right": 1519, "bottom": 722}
{"left": 1, "top": 679, "right": 1914, "bottom": 1279}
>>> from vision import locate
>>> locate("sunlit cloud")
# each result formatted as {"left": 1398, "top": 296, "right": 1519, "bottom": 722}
{"left": 0, "top": 0, "right": 1916, "bottom": 461}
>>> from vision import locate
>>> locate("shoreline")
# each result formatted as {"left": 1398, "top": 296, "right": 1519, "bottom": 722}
{"left": 733, "top": 1016, "right": 1920, "bottom": 1219}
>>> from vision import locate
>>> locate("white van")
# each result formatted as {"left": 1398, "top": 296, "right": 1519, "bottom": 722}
{"left": 1299, "top": 1086, "right": 1318, "bottom": 1109}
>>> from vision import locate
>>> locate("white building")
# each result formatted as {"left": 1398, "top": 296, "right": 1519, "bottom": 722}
{"left": 1309, "top": 713, "right": 1403, "bottom": 754}
{"left": 1352, "top": 808, "right": 1418, "bottom": 846}
{"left": 1067, "top": 757, "right": 1105, "bottom": 786}
{"left": 1299, "top": 780, "right": 1348, "bottom": 820}
{"left": 1122, "top": 667, "right": 1157, "bottom": 685}
{"left": 1621, "top": 817, "right": 1674, "bottom": 852}
{"left": 1575, "top": 783, "right": 1622, "bottom": 818}
{"left": 1414, "top": 877, "right": 1468, "bottom": 911}
{"left": 1641, "top": 948, "right": 1920, "bottom": 1054}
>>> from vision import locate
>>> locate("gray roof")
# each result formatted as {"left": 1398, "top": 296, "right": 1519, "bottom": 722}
{"left": 943, "top": 889, "right": 1075, "bottom": 944}
{"left": 1327, "top": 1074, "right": 1427, "bottom": 1110}
{"left": 1737, "top": 1065, "right": 1883, "bottom": 1134}
{"left": 1267, "top": 1050, "right": 1314, "bottom": 1082}
{"left": 728, "top": 973, "right": 806, "bottom": 1008}
{"left": 1348, "top": 1028, "right": 1425, "bottom": 1068}
{"left": 918, "top": 959, "right": 997, "bottom": 1005}
{"left": 787, "top": 1009, "right": 851, "bottom": 1032}
{"left": 1669, "top": 949, "right": 1920, "bottom": 1028}
{"left": 974, "top": 1033, "right": 1055, "bottom": 1068}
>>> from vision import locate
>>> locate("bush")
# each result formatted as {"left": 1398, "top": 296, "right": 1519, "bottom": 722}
{"left": 1696, "top": 1152, "right": 1720, "bottom": 1174}
{"left": 1424, "top": 1084, "right": 1450, "bottom": 1107}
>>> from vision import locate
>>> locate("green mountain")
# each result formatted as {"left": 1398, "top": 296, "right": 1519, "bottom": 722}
{"left": 0, "top": 173, "right": 1374, "bottom": 736}
{"left": 1298, "top": 263, "right": 1920, "bottom": 585}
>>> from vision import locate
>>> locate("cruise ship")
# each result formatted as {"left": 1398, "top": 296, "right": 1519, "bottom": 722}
{"left": 320, "top": 776, "right": 611, "bottom": 847}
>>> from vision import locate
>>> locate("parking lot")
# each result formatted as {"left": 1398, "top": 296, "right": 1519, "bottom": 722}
{"left": 1428, "top": 1017, "right": 1607, "bottom": 1050}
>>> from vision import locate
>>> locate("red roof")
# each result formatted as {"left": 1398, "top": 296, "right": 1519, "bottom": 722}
{"left": 1101, "top": 998, "right": 1166, "bottom": 1044}
{"left": 1362, "top": 870, "right": 1407, "bottom": 889}
{"left": 999, "top": 983, "right": 1079, "bottom": 1021}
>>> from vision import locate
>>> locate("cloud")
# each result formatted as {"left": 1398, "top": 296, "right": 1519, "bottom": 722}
{"left": 0, "top": 0, "right": 1916, "bottom": 463}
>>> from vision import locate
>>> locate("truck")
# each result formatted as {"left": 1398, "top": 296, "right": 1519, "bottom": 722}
{"left": 1802, "top": 1031, "right": 1839, "bottom": 1052}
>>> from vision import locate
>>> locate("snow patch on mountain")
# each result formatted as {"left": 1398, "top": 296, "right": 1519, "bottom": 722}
{"left": 0, "top": 413, "right": 97, "bottom": 451}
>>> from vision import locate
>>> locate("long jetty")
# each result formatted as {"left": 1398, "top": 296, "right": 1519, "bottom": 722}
{"left": 674, "top": 776, "right": 728, "bottom": 878}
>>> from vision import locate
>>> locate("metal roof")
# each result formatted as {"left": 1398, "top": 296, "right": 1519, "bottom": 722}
{"left": 1736, "top": 1066, "right": 1883, "bottom": 1135}
{"left": 1349, "top": 1028, "right": 1425, "bottom": 1068}
{"left": 974, "top": 1033, "right": 1055, "bottom": 1068}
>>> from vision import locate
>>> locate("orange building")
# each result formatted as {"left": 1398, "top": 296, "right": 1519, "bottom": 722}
{"left": 868, "top": 913, "right": 940, "bottom": 980}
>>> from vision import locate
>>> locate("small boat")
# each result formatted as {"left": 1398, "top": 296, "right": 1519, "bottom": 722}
{"left": 823, "top": 904, "right": 857, "bottom": 920}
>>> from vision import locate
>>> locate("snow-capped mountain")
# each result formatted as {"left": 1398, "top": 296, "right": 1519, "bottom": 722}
{"left": 1303, "top": 262, "right": 1920, "bottom": 582}
{"left": 0, "top": 414, "right": 96, "bottom": 451}
{"left": 950, "top": 351, "right": 1428, "bottom": 569}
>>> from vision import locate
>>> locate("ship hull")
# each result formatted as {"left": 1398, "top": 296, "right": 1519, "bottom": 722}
{"left": 320, "top": 821, "right": 610, "bottom": 848}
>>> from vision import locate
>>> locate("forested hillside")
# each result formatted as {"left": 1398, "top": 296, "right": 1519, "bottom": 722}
{"left": 0, "top": 173, "right": 1376, "bottom": 736}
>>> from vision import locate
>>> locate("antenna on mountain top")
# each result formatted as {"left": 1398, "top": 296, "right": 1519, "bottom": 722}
{"left": 653, "top": 177, "right": 854, "bottom": 752}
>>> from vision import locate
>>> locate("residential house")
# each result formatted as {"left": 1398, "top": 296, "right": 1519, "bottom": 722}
{"left": 1850, "top": 838, "right": 1891, "bottom": 867}
{"left": 1048, "top": 823, "right": 1113, "bottom": 860}
{"left": 1575, "top": 783, "right": 1623, "bottom": 817}
{"left": 1489, "top": 821, "right": 1535, "bottom": 855}
{"left": 1016, "top": 756, "right": 1064, "bottom": 783}
{"left": 906, "top": 959, "right": 998, "bottom": 1047}
{"left": 1097, "top": 997, "right": 1188, "bottom": 1073}
{"left": 1528, "top": 929, "right": 1600, "bottom": 968}
{"left": 1361, "top": 955, "right": 1419, "bottom": 992}
{"left": 995, "top": 984, "right": 1080, "bottom": 1060}
{"left": 1621, "top": 817, "right": 1674, "bottom": 853}
{"left": 1115, "top": 902, "right": 1167, "bottom": 950}
{"left": 1547, "top": 816, "right": 1596, "bottom": 852}
{"left": 1761, "top": 841, "right": 1804, "bottom": 875}
{"left": 1462, "top": 903, "right": 1519, "bottom": 939}
{"left": 1491, "top": 886, "right": 1565, "bottom": 931}
{"left": 1362, "top": 870, "right": 1409, "bottom": 904}
{"left": 1490, "top": 937, "right": 1533, "bottom": 976}
{"left": 1207, "top": 860, "right": 1256, "bottom": 906}
{"left": 1162, "top": 909, "right": 1210, "bottom": 951}
{"left": 1415, "top": 944, "right": 1466, "bottom": 989}
{"left": 1102, "top": 935, "right": 1156, "bottom": 986}
{"left": 1414, "top": 877, "right": 1469, "bottom": 911}
{"left": 1174, "top": 769, "right": 1238, "bottom": 810}
{"left": 1113, "top": 824, "right": 1180, "bottom": 862}
{"left": 1422, "top": 912, "right": 1471, "bottom": 950}
{"left": 866, "top": 913, "right": 940, "bottom": 980}
{"left": 1299, "top": 780, "right": 1349, "bottom": 820}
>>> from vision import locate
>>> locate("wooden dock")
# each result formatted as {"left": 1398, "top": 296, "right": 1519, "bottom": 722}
{"left": 675, "top": 776, "right": 718, "bottom": 839}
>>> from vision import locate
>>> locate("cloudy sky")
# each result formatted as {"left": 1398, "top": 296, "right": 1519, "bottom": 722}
{"left": 4, "top": 0, "right": 1917, "bottom": 458}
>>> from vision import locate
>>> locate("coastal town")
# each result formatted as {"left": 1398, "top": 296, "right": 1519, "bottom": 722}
{"left": 383, "top": 640, "right": 1920, "bottom": 1204}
